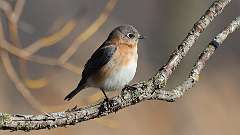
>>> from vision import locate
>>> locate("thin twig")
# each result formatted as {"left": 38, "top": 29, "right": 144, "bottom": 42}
{"left": 1, "top": 0, "right": 33, "bottom": 93}
{"left": 0, "top": 51, "right": 46, "bottom": 112}
{"left": 0, "top": 17, "right": 83, "bottom": 113}
{"left": 24, "top": 19, "right": 77, "bottom": 56}
{"left": 2, "top": 0, "right": 49, "bottom": 113}
{"left": 0, "top": 1, "right": 80, "bottom": 113}
{"left": 13, "top": 0, "right": 25, "bottom": 23}
{"left": 0, "top": 0, "right": 12, "bottom": 21}
{"left": 0, "top": 0, "right": 82, "bottom": 72}
{"left": 0, "top": 17, "right": 45, "bottom": 113}
{"left": 0, "top": 39, "right": 82, "bottom": 73}
{"left": 0, "top": 0, "right": 82, "bottom": 73}
{"left": 58, "top": 0, "right": 117, "bottom": 64}
{"left": 0, "top": 0, "right": 118, "bottom": 74}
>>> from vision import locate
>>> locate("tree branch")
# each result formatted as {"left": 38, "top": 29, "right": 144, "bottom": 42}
{"left": 150, "top": 16, "right": 240, "bottom": 101}
{"left": 0, "top": 0, "right": 238, "bottom": 132}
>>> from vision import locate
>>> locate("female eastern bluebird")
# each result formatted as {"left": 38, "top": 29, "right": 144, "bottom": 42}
{"left": 64, "top": 25, "right": 144, "bottom": 101}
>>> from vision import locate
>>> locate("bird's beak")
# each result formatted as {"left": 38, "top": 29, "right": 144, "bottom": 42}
{"left": 138, "top": 34, "right": 145, "bottom": 39}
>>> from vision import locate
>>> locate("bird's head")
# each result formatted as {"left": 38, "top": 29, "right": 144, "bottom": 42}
{"left": 107, "top": 25, "right": 144, "bottom": 46}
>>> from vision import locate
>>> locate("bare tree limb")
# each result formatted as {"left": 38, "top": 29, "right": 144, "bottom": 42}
{"left": 0, "top": 0, "right": 237, "bottom": 131}
{"left": 150, "top": 16, "right": 240, "bottom": 100}
{"left": 152, "top": 0, "right": 231, "bottom": 89}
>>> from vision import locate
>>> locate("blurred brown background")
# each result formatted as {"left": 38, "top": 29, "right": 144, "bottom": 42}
{"left": 0, "top": 0, "right": 240, "bottom": 135}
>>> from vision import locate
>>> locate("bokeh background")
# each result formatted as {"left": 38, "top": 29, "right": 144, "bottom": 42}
{"left": 0, "top": 0, "right": 240, "bottom": 135}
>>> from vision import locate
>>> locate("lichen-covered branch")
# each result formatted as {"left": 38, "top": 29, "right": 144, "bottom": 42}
{"left": 150, "top": 16, "right": 240, "bottom": 101}
{"left": 152, "top": 0, "right": 231, "bottom": 89}
{"left": 0, "top": 0, "right": 237, "bottom": 131}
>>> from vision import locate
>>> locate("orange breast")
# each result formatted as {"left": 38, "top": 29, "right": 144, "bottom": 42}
{"left": 92, "top": 44, "right": 138, "bottom": 84}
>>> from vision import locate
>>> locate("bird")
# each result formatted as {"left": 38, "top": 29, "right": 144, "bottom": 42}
{"left": 64, "top": 25, "right": 144, "bottom": 101}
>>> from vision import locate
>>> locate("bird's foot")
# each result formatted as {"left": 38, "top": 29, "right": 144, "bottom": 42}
{"left": 124, "top": 84, "right": 137, "bottom": 90}
{"left": 104, "top": 97, "right": 112, "bottom": 108}
{"left": 98, "top": 97, "right": 113, "bottom": 114}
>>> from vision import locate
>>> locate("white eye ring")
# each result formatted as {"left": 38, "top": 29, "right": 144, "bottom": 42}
{"left": 127, "top": 33, "right": 135, "bottom": 38}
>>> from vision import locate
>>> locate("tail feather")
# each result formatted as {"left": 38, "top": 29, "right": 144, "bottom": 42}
{"left": 64, "top": 80, "right": 86, "bottom": 101}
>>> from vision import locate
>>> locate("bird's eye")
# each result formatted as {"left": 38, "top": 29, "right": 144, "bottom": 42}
{"left": 127, "top": 33, "right": 135, "bottom": 38}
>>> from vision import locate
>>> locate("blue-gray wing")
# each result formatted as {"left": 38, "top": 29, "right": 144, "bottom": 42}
{"left": 81, "top": 44, "right": 117, "bottom": 82}
{"left": 64, "top": 43, "right": 116, "bottom": 101}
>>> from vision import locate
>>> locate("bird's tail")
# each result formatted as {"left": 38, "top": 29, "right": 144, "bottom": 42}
{"left": 64, "top": 80, "right": 86, "bottom": 101}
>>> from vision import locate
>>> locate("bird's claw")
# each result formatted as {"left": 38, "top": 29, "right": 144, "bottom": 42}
{"left": 104, "top": 97, "right": 112, "bottom": 108}
{"left": 124, "top": 84, "right": 137, "bottom": 90}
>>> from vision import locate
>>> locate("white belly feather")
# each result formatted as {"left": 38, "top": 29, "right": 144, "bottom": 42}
{"left": 100, "top": 61, "right": 137, "bottom": 91}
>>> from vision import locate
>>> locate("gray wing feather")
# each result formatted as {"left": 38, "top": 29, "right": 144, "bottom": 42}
{"left": 81, "top": 43, "right": 117, "bottom": 83}
{"left": 64, "top": 43, "right": 116, "bottom": 101}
